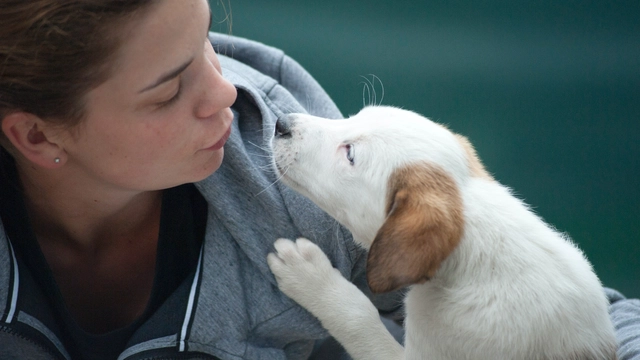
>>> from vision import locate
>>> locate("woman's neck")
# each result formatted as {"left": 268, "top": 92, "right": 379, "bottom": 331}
{"left": 17, "top": 159, "right": 163, "bottom": 252}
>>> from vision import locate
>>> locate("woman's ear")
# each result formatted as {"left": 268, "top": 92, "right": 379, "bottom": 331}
{"left": 1, "top": 112, "right": 66, "bottom": 168}
{"left": 366, "top": 163, "right": 465, "bottom": 294}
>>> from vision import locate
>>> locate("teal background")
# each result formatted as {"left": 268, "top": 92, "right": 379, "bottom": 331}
{"left": 209, "top": 1, "right": 639, "bottom": 298}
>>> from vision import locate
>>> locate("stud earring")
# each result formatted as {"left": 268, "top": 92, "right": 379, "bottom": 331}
{"left": 54, "top": 157, "right": 61, "bottom": 164}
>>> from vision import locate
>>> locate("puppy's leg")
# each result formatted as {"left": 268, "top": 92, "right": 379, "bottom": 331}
{"left": 268, "top": 238, "right": 404, "bottom": 360}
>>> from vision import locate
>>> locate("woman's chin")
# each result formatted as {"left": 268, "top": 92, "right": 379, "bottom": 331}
{"left": 193, "top": 148, "right": 225, "bottom": 182}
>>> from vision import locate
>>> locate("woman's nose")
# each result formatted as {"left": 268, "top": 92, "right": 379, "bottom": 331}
{"left": 195, "top": 46, "right": 237, "bottom": 119}
{"left": 195, "top": 75, "right": 237, "bottom": 119}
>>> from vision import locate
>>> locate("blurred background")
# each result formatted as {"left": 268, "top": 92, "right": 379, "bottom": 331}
{"left": 209, "top": 0, "right": 640, "bottom": 298}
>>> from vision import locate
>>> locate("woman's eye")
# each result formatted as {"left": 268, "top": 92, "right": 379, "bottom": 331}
{"left": 156, "top": 82, "right": 183, "bottom": 108}
{"left": 346, "top": 144, "right": 355, "bottom": 165}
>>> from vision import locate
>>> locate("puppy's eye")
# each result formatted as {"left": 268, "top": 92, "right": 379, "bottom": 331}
{"left": 346, "top": 144, "right": 355, "bottom": 165}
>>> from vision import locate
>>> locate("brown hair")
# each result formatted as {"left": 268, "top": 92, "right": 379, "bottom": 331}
{"left": 0, "top": 0, "right": 159, "bottom": 147}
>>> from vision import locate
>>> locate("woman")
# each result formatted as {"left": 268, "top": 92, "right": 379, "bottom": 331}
{"left": 0, "top": 1, "right": 637, "bottom": 359}
{"left": 1, "top": 1, "right": 400, "bottom": 359}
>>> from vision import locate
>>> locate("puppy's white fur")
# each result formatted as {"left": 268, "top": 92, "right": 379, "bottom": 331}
{"left": 267, "top": 106, "right": 617, "bottom": 360}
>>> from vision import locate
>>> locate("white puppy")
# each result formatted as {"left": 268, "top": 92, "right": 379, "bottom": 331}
{"left": 267, "top": 106, "right": 617, "bottom": 360}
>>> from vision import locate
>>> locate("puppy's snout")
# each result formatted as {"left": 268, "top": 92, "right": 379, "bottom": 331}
{"left": 275, "top": 115, "right": 294, "bottom": 139}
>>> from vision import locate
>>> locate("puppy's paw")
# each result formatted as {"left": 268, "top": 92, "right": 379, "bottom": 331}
{"left": 267, "top": 238, "right": 341, "bottom": 306}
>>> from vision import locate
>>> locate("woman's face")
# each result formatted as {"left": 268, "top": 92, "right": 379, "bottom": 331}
{"left": 57, "top": 0, "right": 237, "bottom": 192}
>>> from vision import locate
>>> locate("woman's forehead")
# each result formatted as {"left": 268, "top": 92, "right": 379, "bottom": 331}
{"left": 106, "top": 0, "right": 210, "bottom": 88}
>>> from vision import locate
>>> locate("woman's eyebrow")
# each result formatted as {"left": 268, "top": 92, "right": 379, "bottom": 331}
{"left": 139, "top": 7, "right": 212, "bottom": 94}
{"left": 138, "top": 57, "right": 194, "bottom": 93}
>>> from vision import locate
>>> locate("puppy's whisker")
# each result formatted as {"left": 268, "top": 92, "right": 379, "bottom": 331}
{"left": 359, "top": 74, "right": 385, "bottom": 107}
{"left": 361, "top": 75, "right": 377, "bottom": 106}
{"left": 255, "top": 164, "right": 290, "bottom": 197}
{"left": 361, "top": 80, "right": 372, "bottom": 108}
{"left": 245, "top": 128, "right": 265, "bottom": 135}
{"left": 369, "top": 73, "right": 385, "bottom": 105}
{"left": 256, "top": 163, "right": 278, "bottom": 172}
{"left": 369, "top": 76, "right": 377, "bottom": 106}
{"left": 247, "top": 141, "right": 272, "bottom": 153}
{"left": 247, "top": 151, "right": 273, "bottom": 159}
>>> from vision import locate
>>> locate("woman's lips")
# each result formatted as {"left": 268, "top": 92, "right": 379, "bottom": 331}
{"left": 205, "top": 126, "right": 232, "bottom": 151}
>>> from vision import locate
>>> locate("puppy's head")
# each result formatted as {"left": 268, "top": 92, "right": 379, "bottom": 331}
{"left": 271, "top": 106, "right": 490, "bottom": 293}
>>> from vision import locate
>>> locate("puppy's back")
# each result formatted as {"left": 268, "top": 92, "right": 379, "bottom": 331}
{"left": 406, "top": 178, "right": 617, "bottom": 360}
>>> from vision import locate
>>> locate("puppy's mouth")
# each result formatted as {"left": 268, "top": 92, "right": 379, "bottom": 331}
{"left": 274, "top": 162, "right": 288, "bottom": 179}
{"left": 272, "top": 157, "right": 307, "bottom": 193}
{"left": 271, "top": 149, "right": 287, "bottom": 176}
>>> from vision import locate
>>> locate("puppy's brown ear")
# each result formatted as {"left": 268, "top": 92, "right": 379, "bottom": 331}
{"left": 366, "top": 163, "right": 464, "bottom": 293}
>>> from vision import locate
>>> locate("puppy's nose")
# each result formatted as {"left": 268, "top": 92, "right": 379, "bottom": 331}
{"left": 275, "top": 115, "right": 293, "bottom": 138}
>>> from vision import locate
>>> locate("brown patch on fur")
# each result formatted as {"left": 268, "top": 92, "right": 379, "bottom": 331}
{"left": 366, "top": 162, "right": 464, "bottom": 293}
{"left": 454, "top": 134, "right": 494, "bottom": 181}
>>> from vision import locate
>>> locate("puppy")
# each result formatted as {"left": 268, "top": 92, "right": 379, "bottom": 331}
{"left": 267, "top": 106, "right": 617, "bottom": 360}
